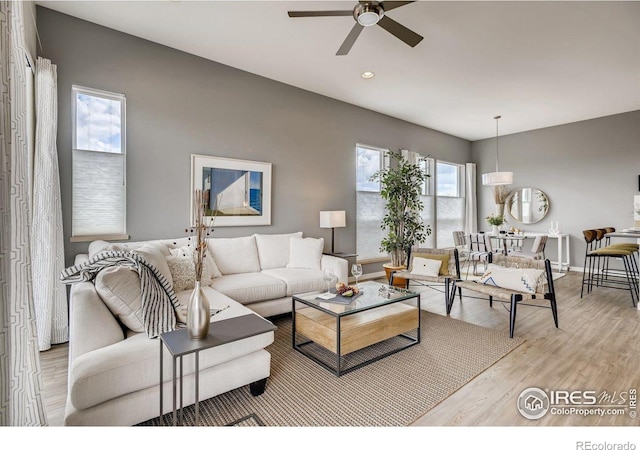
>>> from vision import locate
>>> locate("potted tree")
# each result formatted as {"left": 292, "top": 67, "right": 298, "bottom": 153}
{"left": 370, "top": 151, "right": 431, "bottom": 285}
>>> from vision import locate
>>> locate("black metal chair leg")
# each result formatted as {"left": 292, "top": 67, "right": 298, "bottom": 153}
{"left": 509, "top": 294, "right": 518, "bottom": 339}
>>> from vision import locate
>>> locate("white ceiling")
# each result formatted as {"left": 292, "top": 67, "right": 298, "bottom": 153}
{"left": 36, "top": 0, "right": 640, "bottom": 141}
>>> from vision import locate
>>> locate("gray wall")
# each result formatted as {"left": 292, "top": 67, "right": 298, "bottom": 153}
{"left": 472, "top": 110, "right": 640, "bottom": 268}
{"left": 36, "top": 7, "right": 471, "bottom": 267}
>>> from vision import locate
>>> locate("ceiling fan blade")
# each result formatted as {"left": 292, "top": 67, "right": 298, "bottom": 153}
{"left": 336, "top": 23, "right": 364, "bottom": 56}
{"left": 376, "top": 15, "right": 423, "bottom": 47}
{"left": 380, "top": 1, "right": 415, "bottom": 12}
{"left": 288, "top": 11, "right": 353, "bottom": 18}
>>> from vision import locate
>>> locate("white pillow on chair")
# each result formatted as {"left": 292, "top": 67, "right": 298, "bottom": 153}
{"left": 410, "top": 257, "right": 442, "bottom": 277}
{"left": 479, "top": 264, "right": 544, "bottom": 294}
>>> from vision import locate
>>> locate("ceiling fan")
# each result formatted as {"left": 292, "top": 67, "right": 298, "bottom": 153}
{"left": 288, "top": 1, "right": 423, "bottom": 56}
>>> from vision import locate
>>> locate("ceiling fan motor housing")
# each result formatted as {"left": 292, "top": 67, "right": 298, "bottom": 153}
{"left": 354, "top": 2, "right": 384, "bottom": 26}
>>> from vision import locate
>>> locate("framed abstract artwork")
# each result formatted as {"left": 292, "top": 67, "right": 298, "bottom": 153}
{"left": 190, "top": 154, "right": 272, "bottom": 227}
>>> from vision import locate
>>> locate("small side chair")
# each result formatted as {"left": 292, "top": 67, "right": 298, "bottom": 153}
{"left": 449, "top": 253, "right": 558, "bottom": 338}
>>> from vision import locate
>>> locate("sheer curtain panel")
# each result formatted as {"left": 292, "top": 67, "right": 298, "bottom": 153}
{"left": 465, "top": 163, "right": 477, "bottom": 234}
{"left": 0, "top": 1, "right": 47, "bottom": 426}
{"left": 32, "top": 57, "right": 68, "bottom": 351}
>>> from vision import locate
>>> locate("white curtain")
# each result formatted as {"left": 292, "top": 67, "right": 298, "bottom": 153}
{"left": 465, "top": 163, "right": 477, "bottom": 234}
{"left": 32, "top": 57, "right": 67, "bottom": 351}
{"left": 0, "top": 1, "right": 47, "bottom": 425}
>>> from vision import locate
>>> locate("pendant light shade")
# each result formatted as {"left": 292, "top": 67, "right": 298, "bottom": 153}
{"left": 482, "top": 115, "right": 513, "bottom": 186}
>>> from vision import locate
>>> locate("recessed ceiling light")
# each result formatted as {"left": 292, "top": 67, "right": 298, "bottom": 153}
{"left": 361, "top": 71, "right": 375, "bottom": 79}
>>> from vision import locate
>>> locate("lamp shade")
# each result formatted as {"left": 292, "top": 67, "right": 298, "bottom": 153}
{"left": 319, "top": 210, "right": 346, "bottom": 228}
{"left": 482, "top": 171, "right": 513, "bottom": 186}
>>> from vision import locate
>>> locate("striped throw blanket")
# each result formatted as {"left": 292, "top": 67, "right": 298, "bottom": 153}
{"left": 60, "top": 250, "right": 180, "bottom": 338}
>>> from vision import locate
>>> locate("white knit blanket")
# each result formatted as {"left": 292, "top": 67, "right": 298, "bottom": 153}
{"left": 60, "top": 250, "right": 179, "bottom": 338}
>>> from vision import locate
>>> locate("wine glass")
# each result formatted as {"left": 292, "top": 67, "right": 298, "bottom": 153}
{"left": 351, "top": 263, "right": 362, "bottom": 288}
{"left": 322, "top": 268, "right": 335, "bottom": 294}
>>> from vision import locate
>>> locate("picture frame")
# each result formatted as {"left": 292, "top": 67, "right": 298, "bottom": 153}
{"left": 190, "top": 154, "right": 272, "bottom": 227}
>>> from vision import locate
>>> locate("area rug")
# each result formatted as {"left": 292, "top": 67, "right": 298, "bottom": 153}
{"left": 139, "top": 311, "right": 524, "bottom": 427}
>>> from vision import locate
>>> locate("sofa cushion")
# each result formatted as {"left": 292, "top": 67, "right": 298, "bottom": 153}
{"left": 88, "top": 240, "right": 127, "bottom": 258}
{"left": 95, "top": 266, "right": 145, "bottom": 333}
{"left": 209, "top": 273, "right": 286, "bottom": 305}
{"left": 207, "top": 236, "right": 261, "bottom": 275}
{"left": 286, "top": 237, "right": 324, "bottom": 270}
{"left": 254, "top": 232, "right": 303, "bottom": 270}
{"left": 261, "top": 268, "right": 327, "bottom": 296}
{"left": 69, "top": 289, "right": 274, "bottom": 411}
{"left": 133, "top": 243, "right": 174, "bottom": 290}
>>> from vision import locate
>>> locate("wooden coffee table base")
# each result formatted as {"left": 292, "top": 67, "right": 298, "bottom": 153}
{"left": 293, "top": 301, "right": 420, "bottom": 376}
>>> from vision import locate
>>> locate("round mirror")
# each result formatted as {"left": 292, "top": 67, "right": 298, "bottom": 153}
{"left": 506, "top": 188, "right": 550, "bottom": 224}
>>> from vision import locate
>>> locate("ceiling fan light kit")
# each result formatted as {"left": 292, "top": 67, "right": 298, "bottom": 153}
{"left": 482, "top": 115, "right": 513, "bottom": 186}
{"left": 355, "top": 3, "right": 384, "bottom": 26}
{"left": 288, "top": 1, "right": 423, "bottom": 56}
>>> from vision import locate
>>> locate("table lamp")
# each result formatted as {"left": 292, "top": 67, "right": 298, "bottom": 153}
{"left": 319, "top": 210, "right": 346, "bottom": 253}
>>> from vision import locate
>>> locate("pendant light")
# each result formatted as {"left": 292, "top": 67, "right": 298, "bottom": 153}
{"left": 482, "top": 115, "right": 513, "bottom": 186}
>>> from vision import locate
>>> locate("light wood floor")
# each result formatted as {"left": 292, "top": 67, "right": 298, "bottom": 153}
{"left": 39, "top": 271, "right": 640, "bottom": 426}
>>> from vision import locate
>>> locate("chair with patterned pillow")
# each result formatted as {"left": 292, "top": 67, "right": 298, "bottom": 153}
{"left": 449, "top": 253, "right": 558, "bottom": 338}
{"left": 389, "top": 247, "right": 461, "bottom": 310}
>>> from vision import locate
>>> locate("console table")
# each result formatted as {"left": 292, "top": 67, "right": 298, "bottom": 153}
{"left": 159, "top": 314, "right": 276, "bottom": 426}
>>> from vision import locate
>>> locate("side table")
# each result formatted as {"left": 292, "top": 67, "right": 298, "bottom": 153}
{"left": 159, "top": 313, "right": 277, "bottom": 426}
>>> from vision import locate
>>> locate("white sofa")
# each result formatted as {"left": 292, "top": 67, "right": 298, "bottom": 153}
{"left": 65, "top": 232, "right": 348, "bottom": 426}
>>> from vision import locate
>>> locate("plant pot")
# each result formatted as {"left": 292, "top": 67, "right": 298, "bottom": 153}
{"left": 384, "top": 263, "right": 407, "bottom": 288}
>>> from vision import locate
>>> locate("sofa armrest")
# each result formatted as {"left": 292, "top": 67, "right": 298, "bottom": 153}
{"left": 321, "top": 255, "right": 348, "bottom": 284}
{"left": 69, "top": 281, "right": 124, "bottom": 364}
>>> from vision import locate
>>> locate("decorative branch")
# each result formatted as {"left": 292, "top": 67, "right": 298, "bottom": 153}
{"left": 493, "top": 185, "right": 508, "bottom": 204}
{"left": 187, "top": 189, "right": 216, "bottom": 282}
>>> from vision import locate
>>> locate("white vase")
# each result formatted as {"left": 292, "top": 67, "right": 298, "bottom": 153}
{"left": 492, "top": 225, "right": 499, "bottom": 235}
{"left": 187, "top": 280, "right": 210, "bottom": 340}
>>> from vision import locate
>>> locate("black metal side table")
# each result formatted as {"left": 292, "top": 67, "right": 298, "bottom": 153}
{"left": 159, "top": 313, "right": 277, "bottom": 426}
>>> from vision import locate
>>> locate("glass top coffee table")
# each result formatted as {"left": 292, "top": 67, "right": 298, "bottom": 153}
{"left": 292, "top": 280, "right": 420, "bottom": 376}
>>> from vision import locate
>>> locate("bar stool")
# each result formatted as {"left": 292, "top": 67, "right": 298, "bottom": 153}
{"left": 602, "top": 227, "right": 639, "bottom": 282}
{"left": 581, "top": 229, "right": 638, "bottom": 307}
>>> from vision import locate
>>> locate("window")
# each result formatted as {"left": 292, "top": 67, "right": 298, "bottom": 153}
{"left": 71, "top": 85, "right": 127, "bottom": 241}
{"left": 356, "top": 144, "right": 389, "bottom": 261}
{"left": 436, "top": 161, "right": 465, "bottom": 249}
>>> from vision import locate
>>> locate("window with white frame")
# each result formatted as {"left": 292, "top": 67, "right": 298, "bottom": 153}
{"left": 435, "top": 161, "right": 465, "bottom": 249}
{"left": 71, "top": 85, "right": 127, "bottom": 241}
{"left": 356, "top": 144, "right": 389, "bottom": 261}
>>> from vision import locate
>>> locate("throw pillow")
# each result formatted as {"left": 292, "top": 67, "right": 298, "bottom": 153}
{"left": 207, "top": 235, "right": 261, "bottom": 275}
{"left": 254, "top": 232, "right": 303, "bottom": 269}
{"left": 95, "top": 266, "right": 145, "bottom": 333}
{"left": 411, "top": 253, "right": 450, "bottom": 276}
{"left": 286, "top": 237, "right": 324, "bottom": 270}
{"left": 133, "top": 243, "right": 174, "bottom": 290}
{"left": 409, "top": 257, "right": 442, "bottom": 277}
{"left": 169, "top": 245, "right": 221, "bottom": 279}
{"left": 166, "top": 247, "right": 215, "bottom": 293}
{"left": 88, "top": 240, "right": 126, "bottom": 258}
{"left": 479, "top": 264, "right": 544, "bottom": 294}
